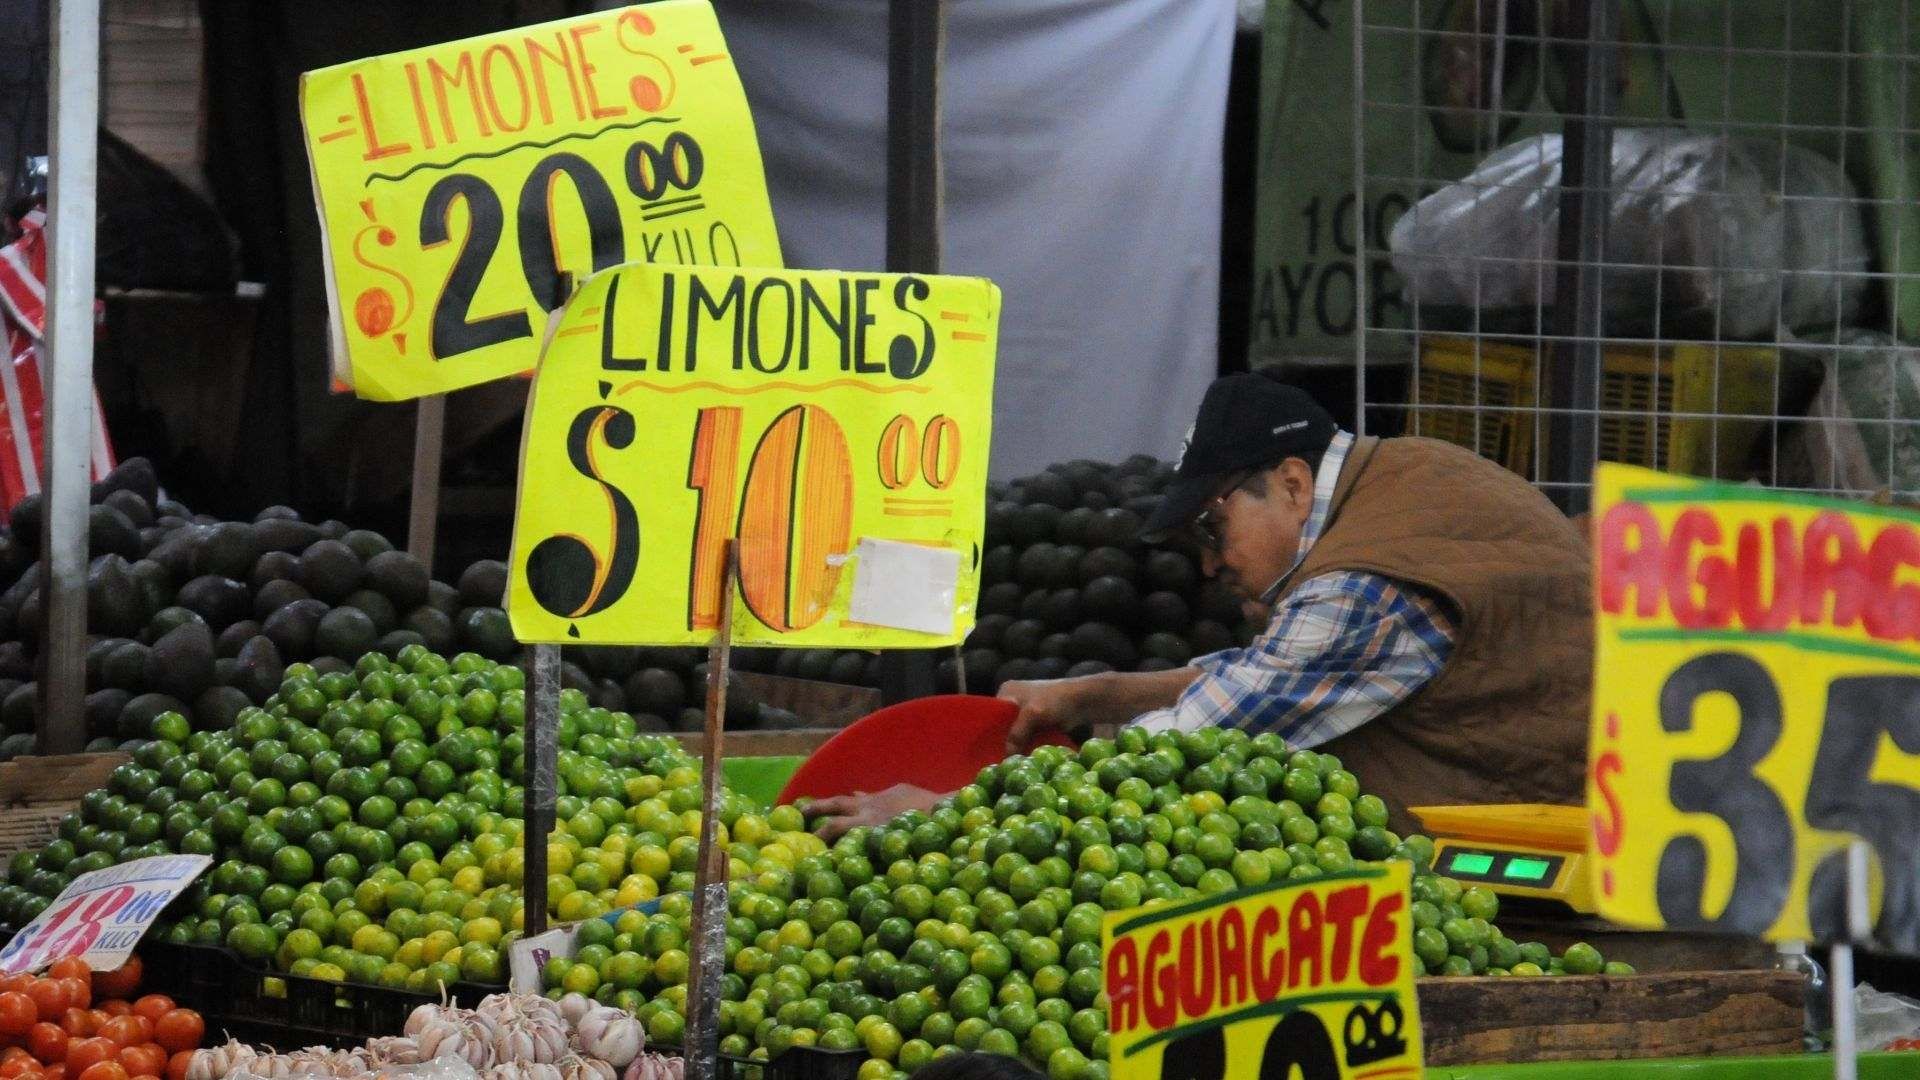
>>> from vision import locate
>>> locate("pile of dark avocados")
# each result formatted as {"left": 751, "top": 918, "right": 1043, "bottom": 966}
{"left": 0, "top": 459, "right": 791, "bottom": 759}
{"left": 733, "top": 455, "right": 1258, "bottom": 697}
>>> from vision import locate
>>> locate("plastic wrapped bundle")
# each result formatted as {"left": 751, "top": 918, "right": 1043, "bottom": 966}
{"left": 1389, "top": 129, "right": 1869, "bottom": 339}
{"left": 1790, "top": 328, "right": 1920, "bottom": 499}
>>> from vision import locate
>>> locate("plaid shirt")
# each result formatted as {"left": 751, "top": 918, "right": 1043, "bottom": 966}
{"left": 1132, "top": 432, "right": 1458, "bottom": 747}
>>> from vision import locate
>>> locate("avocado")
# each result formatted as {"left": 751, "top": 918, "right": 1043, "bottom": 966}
{"left": 1065, "top": 660, "right": 1114, "bottom": 678}
{"left": 96, "top": 457, "right": 159, "bottom": 505}
{"left": 1030, "top": 657, "right": 1070, "bottom": 679}
{"left": 342, "top": 529, "right": 395, "bottom": 561}
{"left": 213, "top": 657, "right": 238, "bottom": 687}
{"left": 961, "top": 614, "right": 1008, "bottom": 652}
{"left": 298, "top": 540, "right": 363, "bottom": 603}
{"left": 1068, "top": 622, "right": 1137, "bottom": 668}
{"left": 250, "top": 550, "right": 300, "bottom": 590}
{"left": 8, "top": 493, "right": 42, "bottom": 546}
{"left": 560, "top": 661, "right": 592, "bottom": 692}
{"left": 995, "top": 658, "right": 1038, "bottom": 685}
{"left": 980, "top": 545, "right": 1016, "bottom": 586}
{"left": 828, "top": 651, "right": 870, "bottom": 685}
{"left": 401, "top": 606, "right": 454, "bottom": 654}
{"left": 146, "top": 620, "right": 215, "bottom": 701}
{"left": 628, "top": 712, "right": 668, "bottom": 733}
{"left": 934, "top": 657, "right": 961, "bottom": 693}
{"left": 456, "top": 606, "right": 515, "bottom": 660}
{"left": 0, "top": 534, "right": 26, "bottom": 586}
{"left": 962, "top": 648, "right": 1001, "bottom": 691}
{"left": 1141, "top": 591, "right": 1193, "bottom": 633}
{"left": 1053, "top": 506, "right": 1099, "bottom": 547}
{"left": 318, "top": 520, "right": 349, "bottom": 540}
{"left": 253, "top": 578, "right": 311, "bottom": 621}
{"left": 1038, "top": 632, "right": 1073, "bottom": 660}
{"left": 176, "top": 575, "right": 250, "bottom": 629}
{"left": 672, "top": 707, "right": 706, "bottom": 732}
{"left": 978, "top": 582, "right": 1024, "bottom": 618}
{"left": 1038, "top": 589, "right": 1083, "bottom": 631}
{"left": 253, "top": 518, "right": 322, "bottom": 555}
{"left": 102, "top": 642, "right": 148, "bottom": 691}
{"left": 1195, "top": 579, "right": 1245, "bottom": 625}
{"left": 215, "top": 614, "right": 261, "bottom": 657}
{"left": 1010, "top": 504, "right": 1060, "bottom": 546}
{"left": 315, "top": 606, "right": 379, "bottom": 661}
{"left": 795, "top": 649, "right": 834, "bottom": 681}
{"left": 340, "top": 589, "right": 399, "bottom": 636}
{"left": 590, "top": 678, "right": 626, "bottom": 712}
{"left": 458, "top": 559, "right": 510, "bottom": 608}
{"left": 1017, "top": 544, "right": 1076, "bottom": 589}
{"left": 1082, "top": 576, "right": 1140, "bottom": 625}
{"left": 986, "top": 502, "right": 1019, "bottom": 544}
{"left": 1136, "top": 657, "right": 1179, "bottom": 673}
{"left": 84, "top": 688, "right": 130, "bottom": 740}
{"left": 128, "top": 559, "right": 172, "bottom": 618}
{"left": 137, "top": 526, "right": 166, "bottom": 555}
{"left": 426, "top": 581, "right": 461, "bottom": 617}
{"left": 155, "top": 497, "right": 192, "bottom": 520}
{"left": 190, "top": 522, "right": 257, "bottom": 580}
{"left": 377, "top": 630, "right": 426, "bottom": 657}
{"left": 229, "top": 636, "right": 283, "bottom": 704}
{"left": 0, "top": 733, "right": 36, "bottom": 759}
{"left": 102, "top": 489, "right": 154, "bottom": 528}
{"left": 119, "top": 692, "right": 184, "bottom": 740}
{"left": 262, "top": 597, "right": 328, "bottom": 660}
{"left": 254, "top": 505, "right": 301, "bottom": 522}
{"left": 149, "top": 525, "right": 209, "bottom": 582}
{"left": 365, "top": 550, "right": 430, "bottom": 611}
{"left": 1144, "top": 551, "right": 1198, "bottom": 594}
{"left": 310, "top": 656, "right": 351, "bottom": 677}
{"left": 624, "top": 668, "right": 686, "bottom": 715}
{"left": 1188, "top": 620, "right": 1236, "bottom": 655}
{"left": 84, "top": 554, "right": 144, "bottom": 638}
{"left": 15, "top": 587, "right": 39, "bottom": 646}
{"left": 1090, "top": 508, "right": 1143, "bottom": 548}
{"left": 1140, "top": 632, "right": 1194, "bottom": 665}
{"left": 143, "top": 606, "right": 206, "bottom": 645}
{"left": 772, "top": 649, "right": 802, "bottom": 678}
{"left": 998, "top": 619, "right": 1047, "bottom": 658}
{"left": 1, "top": 682, "right": 34, "bottom": 734}
{"left": 1079, "top": 548, "right": 1139, "bottom": 586}
{"left": 1023, "top": 472, "right": 1076, "bottom": 509}
{"left": 86, "top": 637, "right": 131, "bottom": 687}
{"left": 0, "top": 641, "right": 28, "bottom": 681}
{"left": 193, "top": 686, "right": 252, "bottom": 731}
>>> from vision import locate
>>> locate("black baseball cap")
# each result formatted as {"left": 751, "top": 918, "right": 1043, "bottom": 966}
{"left": 1143, "top": 372, "right": 1337, "bottom": 537}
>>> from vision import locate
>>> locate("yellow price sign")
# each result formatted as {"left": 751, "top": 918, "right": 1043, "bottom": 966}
{"left": 1589, "top": 464, "right": 1920, "bottom": 953}
{"left": 1103, "top": 862, "right": 1422, "bottom": 1080}
{"left": 300, "top": 2, "right": 780, "bottom": 401}
{"left": 507, "top": 263, "right": 1000, "bottom": 647}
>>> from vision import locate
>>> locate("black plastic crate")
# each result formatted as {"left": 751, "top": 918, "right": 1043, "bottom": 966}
{"left": 701, "top": 1047, "right": 866, "bottom": 1080}
{"left": 140, "top": 939, "right": 500, "bottom": 1048}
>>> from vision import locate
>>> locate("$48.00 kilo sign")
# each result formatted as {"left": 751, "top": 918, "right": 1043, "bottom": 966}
{"left": 1590, "top": 464, "right": 1920, "bottom": 953}
{"left": 301, "top": 2, "right": 780, "bottom": 400}
{"left": 507, "top": 263, "right": 1000, "bottom": 648}
{"left": 1103, "top": 862, "right": 1421, "bottom": 1080}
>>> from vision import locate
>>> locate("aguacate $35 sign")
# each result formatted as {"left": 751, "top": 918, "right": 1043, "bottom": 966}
{"left": 506, "top": 262, "right": 1000, "bottom": 648}
{"left": 1103, "top": 862, "right": 1421, "bottom": 1080}
{"left": 1590, "top": 463, "right": 1920, "bottom": 954}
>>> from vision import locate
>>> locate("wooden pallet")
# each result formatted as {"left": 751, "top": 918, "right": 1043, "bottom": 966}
{"left": 1418, "top": 969, "right": 1805, "bottom": 1064}
{"left": 0, "top": 752, "right": 131, "bottom": 862}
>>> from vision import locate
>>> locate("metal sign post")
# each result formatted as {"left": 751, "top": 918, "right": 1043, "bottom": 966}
{"left": 1830, "top": 841, "right": 1871, "bottom": 1080}
{"left": 36, "top": 0, "right": 101, "bottom": 755}
{"left": 522, "top": 643, "right": 560, "bottom": 937}
{"left": 686, "top": 540, "right": 737, "bottom": 1080}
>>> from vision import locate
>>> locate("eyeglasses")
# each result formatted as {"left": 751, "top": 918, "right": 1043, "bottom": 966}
{"left": 1189, "top": 471, "right": 1255, "bottom": 552}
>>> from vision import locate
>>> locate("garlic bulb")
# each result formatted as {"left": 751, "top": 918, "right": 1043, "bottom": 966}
{"left": 573, "top": 1008, "right": 645, "bottom": 1069}
{"left": 619, "top": 1054, "right": 682, "bottom": 1080}
{"left": 555, "top": 995, "right": 595, "bottom": 1029}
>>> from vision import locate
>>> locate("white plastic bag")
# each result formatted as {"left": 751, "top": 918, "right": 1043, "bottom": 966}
{"left": 1856, "top": 982, "right": 1920, "bottom": 1051}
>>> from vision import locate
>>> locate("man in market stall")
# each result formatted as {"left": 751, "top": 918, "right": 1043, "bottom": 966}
{"left": 810, "top": 370, "right": 1593, "bottom": 837}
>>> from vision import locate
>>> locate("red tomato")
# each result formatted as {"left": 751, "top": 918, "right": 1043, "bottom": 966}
{"left": 21, "top": 986, "right": 63, "bottom": 1027}
{"left": 0, "top": 995, "right": 36, "bottom": 1038}
{"left": 63, "top": 1039, "right": 115, "bottom": 1075}
{"left": 162, "top": 1053, "right": 190, "bottom": 1080}
{"left": 114, "top": 1047, "right": 161, "bottom": 1079}
{"left": 85, "top": 964, "right": 135, "bottom": 1007}
{"left": 43, "top": 965, "right": 85, "bottom": 995}
{"left": 26, "top": 1025, "right": 65, "bottom": 1067}
{"left": 145, "top": 1015, "right": 197, "bottom": 1061}
{"left": 76, "top": 1062, "right": 128, "bottom": 1080}
{"left": 85, "top": 1009, "right": 120, "bottom": 1024}
{"left": 53, "top": 1014, "right": 91, "bottom": 1042}
{"left": 93, "top": 1020, "right": 145, "bottom": 1053}
{"left": 121, "top": 1005, "right": 164, "bottom": 1033}
{"left": 0, "top": 1060, "right": 34, "bottom": 1080}
{"left": 49, "top": 986, "right": 83, "bottom": 1018}
{"left": 43, "top": 1064, "right": 66, "bottom": 1080}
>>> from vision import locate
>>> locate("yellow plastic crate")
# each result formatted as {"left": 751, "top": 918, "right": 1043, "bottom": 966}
{"left": 1410, "top": 335, "right": 1781, "bottom": 481}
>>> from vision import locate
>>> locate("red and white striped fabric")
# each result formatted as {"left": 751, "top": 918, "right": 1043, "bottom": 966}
{"left": 0, "top": 208, "right": 116, "bottom": 521}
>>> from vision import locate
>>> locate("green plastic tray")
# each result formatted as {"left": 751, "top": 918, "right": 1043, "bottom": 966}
{"left": 1434, "top": 1053, "right": 1914, "bottom": 1080}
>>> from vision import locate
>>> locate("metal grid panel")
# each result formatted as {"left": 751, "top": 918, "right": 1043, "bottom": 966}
{"left": 1354, "top": 0, "right": 1920, "bottom": 508}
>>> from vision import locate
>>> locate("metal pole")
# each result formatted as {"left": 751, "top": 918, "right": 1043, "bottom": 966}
{"left": 686, "top": 540, "right": 736, "bottom": 1080}
{"left": 37, "top": 0, "right": 99, "bottom": 755}
{"left": 407, "top": 396, "right": 446, "bottom": 568}
{"left": 1545, "top": 0, "right": 1616, "bottom": 514}
{"left": 1831, "top": 841, "right": 1871, "bottom": 1080}
{"left": 522, "top": 643, "right": 560, "bottom": 936}
{"left": 878, "top": 0, "right": 944, "bottom": 704}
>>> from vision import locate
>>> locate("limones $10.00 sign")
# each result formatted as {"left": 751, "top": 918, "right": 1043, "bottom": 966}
{"left": 1103, "top": 862, "right": 1421, "bottom": 1080}
{"left": 0, "top": 855, "right": 210, "bottom": 974}
{"left": 300, "top": 2, "right": 780, "bottom": 401}
{"left": 1590, "top": 463, "right": 1920, "bottom": 953}
{"left": 506, "top": 263, "right": 1000, "bottom": 648}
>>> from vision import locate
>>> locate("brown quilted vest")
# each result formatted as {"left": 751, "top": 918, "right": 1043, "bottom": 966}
{"left": 1279, "top": 436, "right": 1592, "bottom": 833}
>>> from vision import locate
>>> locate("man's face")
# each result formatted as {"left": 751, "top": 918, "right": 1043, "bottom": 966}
{"left": 1194, "top": 458, "right": 1315, "bottom": 602}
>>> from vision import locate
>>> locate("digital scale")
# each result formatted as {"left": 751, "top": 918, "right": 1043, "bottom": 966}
{"left": 1409, "top": 803, "right": 1596, "bottom": 914}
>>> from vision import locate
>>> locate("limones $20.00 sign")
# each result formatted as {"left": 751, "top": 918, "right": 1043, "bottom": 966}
{"left": 507, "top": 263, "right": 1000, "bottom": 647}
{"left": 300, "top": 2, "right": 780, "bottom": 401}
{"left": 1590, "top": 464, "right": 1920, "bottom": 953}
{"left": 1104, "top": 862, "right": 1421, "bottom": 1080}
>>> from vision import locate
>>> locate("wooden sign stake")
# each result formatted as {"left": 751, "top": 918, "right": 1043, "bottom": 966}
{"left": 407, "top": 395, "right": 446, "bottom": 567}
{"left": 522, "top": 643, "right": 561, "bottom": 936}
{"left": 686, "top": 539, "right": 736, "bottom": 1080}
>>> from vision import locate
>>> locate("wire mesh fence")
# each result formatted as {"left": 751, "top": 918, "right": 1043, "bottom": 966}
{"left": 1351, "top": 0, "right": 1920, "bottom": 509}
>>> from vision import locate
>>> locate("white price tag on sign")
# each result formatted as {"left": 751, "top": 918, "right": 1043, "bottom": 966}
{"left": 0, "top": 855, "right": 210, "bottom": 975}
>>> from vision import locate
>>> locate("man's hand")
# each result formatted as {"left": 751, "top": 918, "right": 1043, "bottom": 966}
{"left": 804, "top": 783, "right": 944, "bottom": 841}
{"left": 1000, "top": 678, "right": 1093, "bottom": 753}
